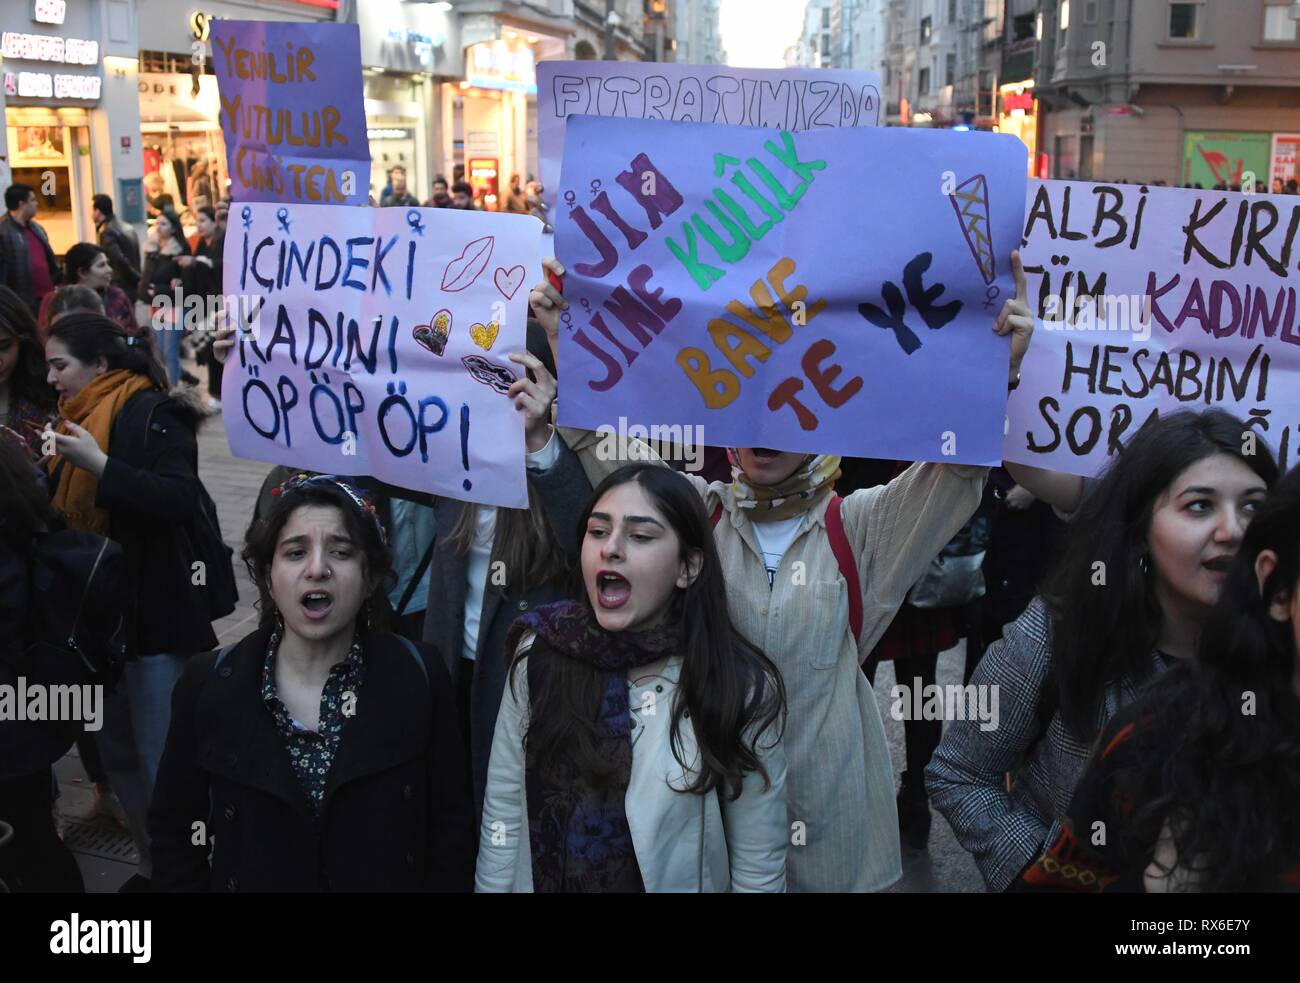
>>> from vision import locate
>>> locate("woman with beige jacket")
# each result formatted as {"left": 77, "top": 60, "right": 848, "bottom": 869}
{"left": 523, "top": 255, "right": 1036, "bottom": 892}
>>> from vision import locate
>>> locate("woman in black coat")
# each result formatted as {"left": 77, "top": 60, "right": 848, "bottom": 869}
{"left": 137, "top": 207, "right": 190, "bottom": 387}
{"left": 0, "top": 438, "right": 86, "bottom": 892}
{"left": 148, "top": 474, "right": 476, "bottom": 891}
{"left": 44, "top": 312, "right": 218, "bottom": 889}
{"left": 179, "top": 206, "right": 224, "bottom": 406}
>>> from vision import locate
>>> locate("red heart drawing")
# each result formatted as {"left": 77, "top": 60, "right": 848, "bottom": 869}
{"left": 493, "top": 265, "right": 526, "bottom": 300}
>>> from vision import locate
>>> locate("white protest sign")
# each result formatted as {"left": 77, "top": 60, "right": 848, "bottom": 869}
{"left": 536, "top": 60, "right": 882, "bottom": 215}
{"left": 1005, "top": 180, "right": 1300, "bottom": 475}
{"left": 221, "top": 202, "right": 542, "bottom": 507}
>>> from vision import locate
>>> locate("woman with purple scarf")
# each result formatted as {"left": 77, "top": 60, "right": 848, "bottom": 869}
{"left": 475, "top": 462, "right": 789, "bottom": 892}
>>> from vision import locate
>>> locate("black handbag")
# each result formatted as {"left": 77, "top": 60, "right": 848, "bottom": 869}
{"left": 1, "top": 526, "right": 127, "bottom": 692}
{"left": 186, "top": 485, "right": 238, "bottom": 621}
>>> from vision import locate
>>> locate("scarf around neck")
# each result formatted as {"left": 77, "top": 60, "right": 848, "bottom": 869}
{"left": 727, "top": 450, "right": 842, "bottom": 523}
{"left": 505, "top": 599, "right": 680, "bottom": 893}
{"left": 48, "top": 370, "right": 155, "bottom": 534}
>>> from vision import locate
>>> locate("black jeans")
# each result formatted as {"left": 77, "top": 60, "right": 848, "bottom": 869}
{"left": 864, "top": 649, "right": 943, "bottom": 782}
{"left": 0, "top": 767, "right": 84, "bottom": 892}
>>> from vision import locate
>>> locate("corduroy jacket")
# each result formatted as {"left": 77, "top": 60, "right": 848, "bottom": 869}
{"left": 552, "top": 428, "right": 985, "bottom": 892}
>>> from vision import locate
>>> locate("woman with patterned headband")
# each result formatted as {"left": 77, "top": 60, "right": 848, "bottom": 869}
{"left": 147, "top": 472, "right": 477, "bottom": 892}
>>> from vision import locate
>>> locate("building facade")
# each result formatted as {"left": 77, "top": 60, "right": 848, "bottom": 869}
{"left": 1033, "top": 0, "right": 1300, "bottom": 185}
{"left": 883, "top": 0, "right": 965, "bottom": 125}
{"left": 1, "top": 0, "right": 144, "bottom": 253}
{"left": 794, "top": 0, "right": 834, "bottom": 68}
{"left": 674, "top": 0, "right": 724, "bottom": 65}
{"left": 1, "top": 0, "right": 714, "bottom": 258}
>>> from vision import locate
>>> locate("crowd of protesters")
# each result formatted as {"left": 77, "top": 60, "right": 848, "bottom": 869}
{"left": 0, "top": 168, "right": 1297, "bottom": 895}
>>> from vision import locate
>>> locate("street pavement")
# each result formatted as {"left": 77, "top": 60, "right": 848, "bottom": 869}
{"left": 56, "top": 359, "right": 983, "bottom": 892}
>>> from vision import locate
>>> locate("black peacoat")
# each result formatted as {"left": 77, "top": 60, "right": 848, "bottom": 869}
{"left": 147, "top": 628, "right": 476, "bottom": 892}
{"left": 96, "top": 387, "right": 218, "bottom": 655}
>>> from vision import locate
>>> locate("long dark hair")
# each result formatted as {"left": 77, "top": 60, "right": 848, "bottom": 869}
{"left": 242, "top": 480, "right": 394, "bottom": 633}
{"left": 1110, "top": 466, "right": 1300, "bottom": 891}
{"left": 0, "top": 285, "right": 56, "bottom": 412}
{"left": 447, "top": 484, "right": 571, "bottom": 594}
{"left": 0, "top": 436, "right": 57, "bottom": 543}
{"left": 47, "top": 312, "right": 169, "bottom": 392}
{"left": 1043, "top": 409, "right": 1278, "bottom": 742}
{"left": 515, "top": 463, "right": 787, "bottom": 800}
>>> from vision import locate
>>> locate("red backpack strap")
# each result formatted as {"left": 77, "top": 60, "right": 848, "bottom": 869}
{"left": 709, "top": 501, "right": 724, "bottom": 529}
{"left": 824, "top": 495, "right": 863, "bottom": 642}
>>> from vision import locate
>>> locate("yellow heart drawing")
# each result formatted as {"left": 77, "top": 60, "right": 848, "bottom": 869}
{"left": 470, "top": 320, "right": 499, "bottom": 350}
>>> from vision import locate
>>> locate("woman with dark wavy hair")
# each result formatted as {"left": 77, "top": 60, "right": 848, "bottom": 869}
{"left": 928, "top": 408, "right": 1279, "bottom": 891}
{"left": 149, "top": 474, "right": 476, "bottom": 892}
{"left": 37, "top": 243, "right": 135, "bottom": 338}
{"left": 43, "top": 311, "right": 207, "bottom": 890}
{"left": 476, "top": 462, "right": 788, "bottom": 892}
{"left": 1023, "top": 466, "right": 1300, "bottom": 892}
{"left": 0, "top": 285, "right": 56, "bottom": 459}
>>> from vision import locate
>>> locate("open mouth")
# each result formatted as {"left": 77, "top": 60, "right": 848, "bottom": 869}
{"left": 1202, "top": 555, "right": 1234, "bottom": 574}
{"left": 751, "top": 447, "right": 780, "bottom": 462}
{"left": 300, "top": 590, "right": 334, "bottom": 620}
{"left": 595, "top": 571, "right": 632, "bottom": 610}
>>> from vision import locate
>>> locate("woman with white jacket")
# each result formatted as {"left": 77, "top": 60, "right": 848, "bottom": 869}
{"left": 518, "top": 257, "right": 1036, "bottom": 892}
{"left": 475, "top": 461, "right": 788, "bottom": 892}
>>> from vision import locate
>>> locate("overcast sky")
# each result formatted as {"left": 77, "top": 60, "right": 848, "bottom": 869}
{"left": 719, "top": 0, "right": 808, "bottom": 68}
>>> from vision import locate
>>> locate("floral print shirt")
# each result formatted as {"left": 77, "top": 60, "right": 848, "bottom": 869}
{"left": 260, "top": 631, "right": 365, "bottom": 818}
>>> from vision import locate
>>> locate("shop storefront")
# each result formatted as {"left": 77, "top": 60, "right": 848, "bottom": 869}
{"left": 1273, "top": 133, "right": 1300, "bottom": 190}
{"left": 135, "top": 1, "right": 336, "bottom": 212}
{"left": 1, "top": 0, "right": 108, "bottom": 254}
{"left": 359, "top": 0, "right": 461, "bottom": 205}
{"left": 451, "top": 12, "right": 569, "bottom": 208}
{"left": 997, "top": 79, "right": 1039, "bottom": 177}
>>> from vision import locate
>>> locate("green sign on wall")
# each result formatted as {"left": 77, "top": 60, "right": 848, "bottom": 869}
{"left": 1182, "top": 131, "right": 1272, "bottom": 188}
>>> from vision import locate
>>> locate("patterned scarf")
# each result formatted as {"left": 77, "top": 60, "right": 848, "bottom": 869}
{"left": 505, "top": 600, "right": 680, "bottom": 893}
{"left": 727, "top": 450, "right": 842, "bottom": 523}
{"left": 47, "top": 370, "right": 155, "bottom": 534}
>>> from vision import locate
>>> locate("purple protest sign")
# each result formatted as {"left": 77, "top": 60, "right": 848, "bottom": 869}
{"left": 553, "top": 115, "right": 1028, "bottom": 465}
{"left": 537, "top": 61, "right": 882, "bottom": 217}
{"left": 210, "top": 21, "right": 370, "bottom": 207}
{"left": 220, "top": 202, "right": 541, "bottom": 509}
{"left": 1004, "top": 181, "right": 1300, "bottom": 475}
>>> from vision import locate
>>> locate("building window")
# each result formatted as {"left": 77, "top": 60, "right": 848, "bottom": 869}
{"left": 946, "top": 51, "right": 956, "bottom": 86}
{"left": 1059, "top": 0, "right": 1070, "bottom": 31}
{"left": 1264, "top": 2, "right": 1299, "bottom": 41}
{"left": 948, "top": 0, "right": 957, "bottom": 23}
{"left": 1083, "top": 0, "right": 1098, "bottom": 23}
{"left": 919, "top": 67, "right": 930, "bottom": 94}
{"left": 1168, "top": 2, "right": 1199, "bottom": 39}
{"left": 920, "top": 16, "right": 932, "bottom": 44}
{"left": 822, "top": 6, "right": 830, "bottom": 28}
{"left": 884, "top": 64, "right": 892, "bottom": 86}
